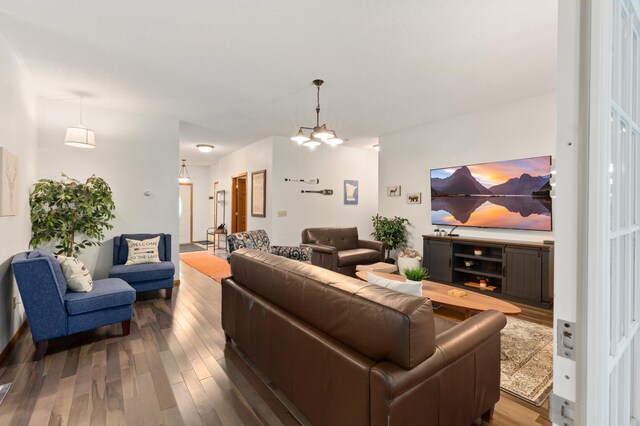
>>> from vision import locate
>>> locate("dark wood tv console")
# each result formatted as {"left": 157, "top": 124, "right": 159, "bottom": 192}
{"left": 422, "top": 235, "right": 553, "bottom": 308}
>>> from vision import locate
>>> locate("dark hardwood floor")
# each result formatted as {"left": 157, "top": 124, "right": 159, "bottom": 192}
{"left": 0, "top": 258, "right": 552, "bottom": 425}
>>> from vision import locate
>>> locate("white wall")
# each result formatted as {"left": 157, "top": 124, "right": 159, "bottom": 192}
{"left": 184, "top": 165, "right": 211, "bottom": 242}
{"left": 0, "top": 35, "right": 37, "bottom": 352}
{"left": 378, "top": 93, "right": 556, "bottom": 253}
{"left": 213, "top": 137, "right": 273, "bottom": 235}
{"left": 38, "top": 101, "right": 180, "bottom": 279}
{"left": 270, "top": 137, "right": 379, "bottom": 245}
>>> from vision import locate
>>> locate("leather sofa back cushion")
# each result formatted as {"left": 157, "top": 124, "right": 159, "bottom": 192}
{"left": 230, "top": 248, "right": 436, "bottom": 369}
{"left": 302, "top": 227, "right": 359, "bottom": 251}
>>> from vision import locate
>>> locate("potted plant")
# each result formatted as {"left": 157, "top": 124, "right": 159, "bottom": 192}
{"left": 29, "top": 174, "right": 116, "bottom": 256}
{"left": 402, "top": 266, "right": 429, "bottom": 282}
{"left": 371, "top": 214, "right": 410, "bottom": 263}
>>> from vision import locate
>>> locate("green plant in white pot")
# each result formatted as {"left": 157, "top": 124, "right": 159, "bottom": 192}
{"left": 29, "top": 174, "right": 116, "bottom": 256}
{"left": 371, "top": 214, "right": 410, "bottom": 263}
{"left": 402, "top": 267, "right": 429, "bottom": 282}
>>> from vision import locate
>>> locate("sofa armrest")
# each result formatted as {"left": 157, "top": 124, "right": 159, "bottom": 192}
{"left": 300, "top": 243, "right": 338, "bottom": 271}
{"left": 300, "top": 243, "right": 337, "bottom": 254}
{"left": 357, "top": 239, "right": 385, "bottom": 259}
{"left": 370, "top": 310, "right": 506, "bottom": 423}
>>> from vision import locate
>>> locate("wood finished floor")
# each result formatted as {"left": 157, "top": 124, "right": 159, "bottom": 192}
{"left": 0, "top": 259, "right": 552, "bottom": 425}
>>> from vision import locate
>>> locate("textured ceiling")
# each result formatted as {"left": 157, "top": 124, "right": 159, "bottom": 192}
{"left": 0, "top": 0, "right": 557, "bottom": 165}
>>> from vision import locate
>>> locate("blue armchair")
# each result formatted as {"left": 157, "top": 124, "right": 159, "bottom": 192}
{"left": 12, "top": 250, "right": 136, "bottom": 360}
{"left": 109, "top": 233, "right": 175, "bottom": 299}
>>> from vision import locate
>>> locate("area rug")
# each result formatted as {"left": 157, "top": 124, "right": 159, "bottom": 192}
{"left": 179, "top": 243, "right": 206, "bottom": 253}
{"left": 180, "top": 251, "right": 231, "bottom": 282}
{"left": 501, "top": 316, "right": 553, "bottom": 406}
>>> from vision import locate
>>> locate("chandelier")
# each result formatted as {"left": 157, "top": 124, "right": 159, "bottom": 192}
{"left": 178, "top": 159, "right": 191, "bottom": 183}
{"left": 291, "top": 79, "right": 343, "bottom": 148}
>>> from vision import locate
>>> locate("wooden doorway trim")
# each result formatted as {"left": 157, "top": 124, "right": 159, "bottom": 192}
{"left": 231, "top": 173, "right": 248, "bottom": 233}
{"left": 179, "top": 183, "right": 193, "bottom": 243}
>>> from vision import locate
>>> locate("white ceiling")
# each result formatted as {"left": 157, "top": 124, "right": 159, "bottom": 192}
{"left": 0, "top": 0, "right": 557, "bottom": 165}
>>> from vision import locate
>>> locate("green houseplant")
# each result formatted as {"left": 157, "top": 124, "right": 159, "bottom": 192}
{"left": 371, "top": 214, "right": 410, "bottom": 262}
{"left": 29, "top": 174, "right": 116, "bottom": 256}
{"left": 402, "top": 267, "right": 429, "bottom": 282}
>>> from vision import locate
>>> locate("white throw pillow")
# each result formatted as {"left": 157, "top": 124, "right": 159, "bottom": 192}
{"left": 366, "top": 272, "right": 423, "bottom": 297}
{"left": 125, "top": 236, "right": 161, "bottom": 265}
{"left": 57, "top": 255, "right": 93, "bottom": 292}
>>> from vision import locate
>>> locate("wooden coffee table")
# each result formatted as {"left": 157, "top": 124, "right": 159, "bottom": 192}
{"left": 355, "top": 271, "right": 521, "bottom": 319}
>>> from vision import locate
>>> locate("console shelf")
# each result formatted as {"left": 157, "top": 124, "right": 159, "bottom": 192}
{"left": 423, "top": 235, "right": 554, "bottom": 308}
{"left": 454, "top": 253, "right": 503, "bottom": 263}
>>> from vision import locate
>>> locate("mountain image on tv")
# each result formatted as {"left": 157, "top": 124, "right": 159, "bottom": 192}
{"left": 430, "top": 156, "right": 552, "bottom": 231}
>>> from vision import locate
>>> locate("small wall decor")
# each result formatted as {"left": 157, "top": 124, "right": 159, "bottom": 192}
{"left": 251, "top": 170, "right": 266, "bottom": 217}
{"left": 406, "top": 192, "right": 422, "bottom": 204}
{"left": 301, "top": 189, "right": 333, "bottom": 195}
{"left": 344, "top": 180, "right": 359, "bottom": 205}
{"left": 284, "top": 178, "right": 319, "bottom": 184}
{"left": 387, "top": 185, "right": 401, "bottom": 197}
{"left": 0, "top": 147, "right": 19, "bottom": 216}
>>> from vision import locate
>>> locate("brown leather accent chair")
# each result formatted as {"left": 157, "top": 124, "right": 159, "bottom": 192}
{"left": 300, "top": 227, "right": 385, "bottom": 276}
{"left": 222, "top": 249, "right": 507, "bottom": 426}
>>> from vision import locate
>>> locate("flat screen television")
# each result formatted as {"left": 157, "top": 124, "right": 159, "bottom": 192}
{"left": 430, "top": 155, "right": 552, "bottom": 231}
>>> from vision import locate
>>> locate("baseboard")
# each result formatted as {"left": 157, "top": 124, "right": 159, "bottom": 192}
{"left": 0, "top": 320, "right": 27, "bottom": 365}
{"left": 174, "top": 279, "right": 180, "bottom": 286}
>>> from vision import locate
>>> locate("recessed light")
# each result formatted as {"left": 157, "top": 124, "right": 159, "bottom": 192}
{"left": 196, "top": 144, "right": 215, "bottom": 153}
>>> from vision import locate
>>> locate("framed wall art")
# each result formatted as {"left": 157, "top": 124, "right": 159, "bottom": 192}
{"left": 387, "top": 185, "right": 401, "bottom": 197}
{"left": 406, "top": 192, "right": 422, "bottom": 204}
{"left": 0, "top": 147, "right": 18, "bottom": 216}
{"left": 251, "top": 169, "right": 266, "bottom": 217}
{"left": 344, "top": 180, "right": 359, "bottom": 205}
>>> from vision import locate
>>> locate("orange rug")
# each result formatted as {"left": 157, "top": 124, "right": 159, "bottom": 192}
{"left": 180, "top": 251, "right": 231, "bottom": 282}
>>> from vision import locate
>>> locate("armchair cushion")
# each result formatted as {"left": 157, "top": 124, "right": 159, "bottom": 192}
{"left": 301, "top": 227, "right": 359, "bottom": 251}
{"left": 270, "top": 245, "right": 312, "bottom": 261}
{"left": 114, "top": 233, "right": 170, "bottom": 265}
{"left": 109, "top": 261, "right": 175, "bottom": 283}
{"left": 228, "top": 229, "right": 271, "bottom": 253}
{"left": 64, "top": 278, "right": 136, "bottom": 315}
{"left": 338, "top": 248, "right": 383, "bottom": 267}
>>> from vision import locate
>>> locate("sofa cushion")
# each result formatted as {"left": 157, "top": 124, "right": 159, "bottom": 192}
{"left": 57, "top": 255, "right": 93, "bottom": 292}
{"left": 338, "top": 248, "right": 381, "bottom": 267}
{"left": 116, "top": 233, "right": 167, "bottom": 265}
{"left": 109, "top": 261, "right": 175, "bottom": 283}
{"left": 64, "top": 278, "right": 136, "bottom": 315}
{"left": 228, "top": 229, "right": 271, "bottom": 253}
{"left": 27, "top": 249, "right": 67, "bottom": 297}
{"left": 366, "top": 272, "right": 423, "bottom": 297}
{"left": 302, "top": 227, "right": 358, "bottom": 251}
{"left": 125, "top": 236, "right": 161, "bottom": 265}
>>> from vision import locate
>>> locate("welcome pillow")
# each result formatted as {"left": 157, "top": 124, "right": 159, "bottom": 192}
{"left": 366, "top": 272, "right": 423, "bottom": 297}
{"left": 57, "top": 255, "right": 93, "bottom": 292}
{"left": 125, "top": 236, "right": 161, "bottom": 265}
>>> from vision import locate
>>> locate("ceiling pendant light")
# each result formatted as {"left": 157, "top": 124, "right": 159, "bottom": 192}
{"left": 291, "top": 79, "right": 344, "bottom": 149}
{"left": 196, "top": 144, "right": 215, "bottom": 153}
{"left": 178, "top": 159, "right": 191, "bottom": 183}
{"left": 64, "top": 96, "right": 95, "bottom": 149}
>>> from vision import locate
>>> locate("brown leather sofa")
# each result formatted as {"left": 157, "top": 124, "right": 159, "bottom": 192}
{"left": 301, "top": 227, "right": 385, "bottom": 276}
{"left": 222, "top": 249, "right": 507, "bottom": 426}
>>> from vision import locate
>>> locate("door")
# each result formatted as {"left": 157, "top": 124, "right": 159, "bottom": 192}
{"left": 179, "top": 183, "right": 193, "bottom": 244}
{"left": 231, "top": 174, "right": 247, "bottom": 233}
{"left": 555, "top": 1, "right": 640, "bottom": 424}
{"left": 503, "top": 247, "right": 541, "bottom": 302}
{"left": 424, "top": 239, "right": 452, "bottom": 283}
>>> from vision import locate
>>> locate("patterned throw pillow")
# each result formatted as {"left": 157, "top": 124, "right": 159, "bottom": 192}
{"left": 125, "top": 236, "right": 161, "bottom": 265}
{"left": 57, "top": 255, "right": 93, "bottom": 292}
